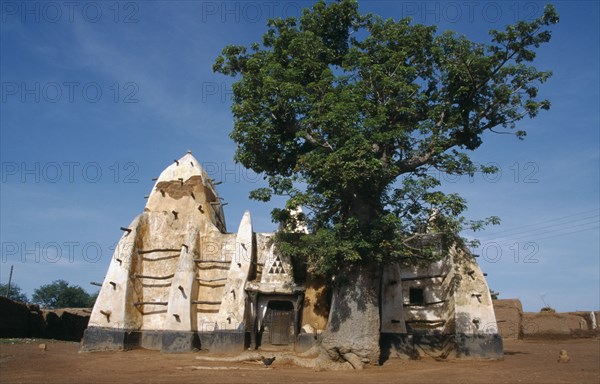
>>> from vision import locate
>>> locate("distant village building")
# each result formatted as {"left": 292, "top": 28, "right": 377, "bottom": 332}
{"left": 81, "top": 152, "right": 502, "bottom": 359}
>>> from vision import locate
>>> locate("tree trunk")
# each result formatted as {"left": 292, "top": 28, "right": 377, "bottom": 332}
{"left": 320, "top": 263, "right": 381, "bottom": 367}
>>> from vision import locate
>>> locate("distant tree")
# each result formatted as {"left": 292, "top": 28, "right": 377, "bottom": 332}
{"left": 0, "top": 282, "right": 28, "bottom": 303}
{"left": 214, "top": 0, "right": 558, "bottom": 365}
{"left": 88, "top": 290, "right": 99, "bottom": 307}
{"left": 32, "top": 280, "right": 95, "bottom": 309}
{"left": 490, "top": 289, "right": 500, "bottom": 300}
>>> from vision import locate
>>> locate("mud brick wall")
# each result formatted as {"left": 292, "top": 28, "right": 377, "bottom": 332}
{"left": 493, "top": 299, "right": 599, "bottom": 339}
{"left": 0, "top": 296, "right": 90, "bottom": 341}
{"left": 493, "top": 299, "right": 523, "bottom": 339}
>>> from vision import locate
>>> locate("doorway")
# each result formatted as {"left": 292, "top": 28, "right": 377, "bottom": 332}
{"left": 266, "top": 300, "right": 294, "bottom": 346}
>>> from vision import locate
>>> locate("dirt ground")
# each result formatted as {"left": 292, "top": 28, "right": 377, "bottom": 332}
{"left": 1, "top": 338, "right": 598, "bottom": 384}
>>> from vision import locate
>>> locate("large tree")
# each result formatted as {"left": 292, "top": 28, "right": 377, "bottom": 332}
{"left": 214, "top": 0, "right": 558, "bottom": 366}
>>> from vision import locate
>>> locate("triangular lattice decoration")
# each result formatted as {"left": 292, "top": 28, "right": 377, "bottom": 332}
{"left": 268, "top": 256, "right": 286, "bottom": 274}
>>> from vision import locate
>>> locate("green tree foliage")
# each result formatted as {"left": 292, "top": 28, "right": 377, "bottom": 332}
{"left": 0, "top": 282, "right": 28, "bottom": 303}
{"left": 214, "top": 0, "right": 558, "bottom": 276}
{"left": 32, "top": 280, "right": 96, "bottom": 309}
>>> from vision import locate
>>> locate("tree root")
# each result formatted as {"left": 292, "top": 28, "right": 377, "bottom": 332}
{"left": 195, "top": 351, "right": 262, "bottom": 363}
{"left": 194, "top": 349, "right": 355, "bottom": 370}
{"left": 297, "top": 345, "right": 320, "bottom": 358}
{"left": 342, "top": 352, "right": 364, "bottom": 370}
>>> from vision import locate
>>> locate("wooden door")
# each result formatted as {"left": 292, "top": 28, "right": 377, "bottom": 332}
{"left": 270, "top": 310, "right": 291, "bottom": 345}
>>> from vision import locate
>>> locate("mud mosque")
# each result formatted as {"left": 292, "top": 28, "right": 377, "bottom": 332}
{"left": 81, "top": 151, "right": 502, "bottom": 359}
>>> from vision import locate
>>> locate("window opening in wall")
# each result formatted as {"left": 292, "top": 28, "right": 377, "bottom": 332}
{"left": 409, "top": 287, "right": 424, "bottom": 305}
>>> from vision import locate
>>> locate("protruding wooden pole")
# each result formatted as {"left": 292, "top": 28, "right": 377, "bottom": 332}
{"left": 100, "top": 310, "right": 111, "bottom": 322}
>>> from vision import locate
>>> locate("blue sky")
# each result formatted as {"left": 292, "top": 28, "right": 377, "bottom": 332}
{"left": 0, "top": 0, "right": 598, "bottom": 312}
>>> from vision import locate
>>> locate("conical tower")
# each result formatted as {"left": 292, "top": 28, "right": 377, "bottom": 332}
{"left": 81, "top": 152, "right": 254, "bottom": 353}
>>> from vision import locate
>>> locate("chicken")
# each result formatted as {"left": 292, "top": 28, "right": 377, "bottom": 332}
{"left": 261, "top": 356, "right": 276, "bottom": 367}
{"left": 557, "top": 350, "right": 570, "bottom": 363}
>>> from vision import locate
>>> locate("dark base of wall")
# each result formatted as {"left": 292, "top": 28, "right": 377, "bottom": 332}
{"left": 380, "top": 333, "right": 419, "bottom": 362}
{"left": 380, "top": 332, "right": 503, "bottom": 361}
{"left": 141, "top": 330, "right": 162, "bottom": 350}
{"left": 198, "top": 330, "right": 248, "bottom": 353}
{"left": 82, "top": 328, "right": 503, "bottom": 359}
{"left": 80, "top": 326, "right": 135, "bottom": 352}
{"left": 454, "top": 333, "right": 503, "bottom": 359}
{"left": 80, "top": 326, "right": 247, "bottom": 354}
{"left": 161, "top": 331, "right": 201, "bottom": 353}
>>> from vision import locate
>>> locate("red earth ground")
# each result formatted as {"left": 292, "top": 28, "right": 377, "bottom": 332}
{"left": 1, "top": 338, "right": 598, "bottom": 383}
